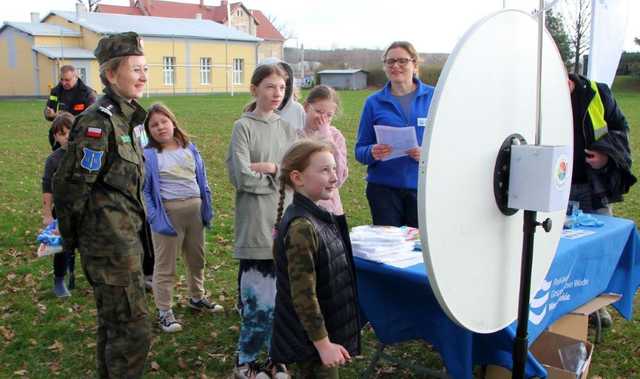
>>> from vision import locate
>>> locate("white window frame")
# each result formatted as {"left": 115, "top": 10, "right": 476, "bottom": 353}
{"left": 200, "top": 57, "right": 212, "bottom": 85}
{"left": 77, "top": 67, "right": 87, "bottom": 83}
{"left": 163, "top": 56, "right": 175, "bottom": 86}
{"left": 232, "top": 58, "right": 244, "bottom": 85}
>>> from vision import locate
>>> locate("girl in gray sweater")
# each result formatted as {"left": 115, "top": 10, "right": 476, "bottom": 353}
{"left": 226, "top": 64, "right": 297, "bottom": 378}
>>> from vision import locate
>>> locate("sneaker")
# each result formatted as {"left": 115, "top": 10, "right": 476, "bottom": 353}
{"left": 53, "top": 276, "right": 71, "bottom": 298}
{"left": 265, "top": 358, "right": 290, "bottom": 379}
{"left": 158, "top": 309, "right": 182, "bottom": 333}
{"left": 188, "top": 297, "right": 224, "bottom": 313}
{"left": 144, "top": 275, "right": 153, "bottom": 292}
{"left": 233, "top": 361, "right": 270, "bottom": 379}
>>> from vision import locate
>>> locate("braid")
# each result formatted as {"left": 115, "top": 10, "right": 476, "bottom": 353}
{"left": 272, "top": 180, "right": 287, "bottom": 259}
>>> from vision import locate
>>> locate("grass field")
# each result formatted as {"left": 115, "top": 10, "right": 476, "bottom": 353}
{"left": 0, "top": 77, "right": 638, "bottom": 378}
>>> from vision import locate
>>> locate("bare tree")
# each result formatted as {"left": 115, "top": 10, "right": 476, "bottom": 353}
{"left": 564, "top": 0, "right": 591, "bottom": 73}
{"left": 266, "top": 14, "right": 296, "bottom": 41}
{"left": 76, "top": 0, "right": 102, "bottom": 12}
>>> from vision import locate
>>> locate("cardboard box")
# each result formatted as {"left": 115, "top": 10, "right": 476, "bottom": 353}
{"left": 485, "top": 332, "right": 593, "bottom": 379}
{"left": 547, "top": 293, "right": 621, "bottom": 341}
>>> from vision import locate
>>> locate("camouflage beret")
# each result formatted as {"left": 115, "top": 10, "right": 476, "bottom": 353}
{"left": 94, "top": 32, "right": 144, "bottom": 65}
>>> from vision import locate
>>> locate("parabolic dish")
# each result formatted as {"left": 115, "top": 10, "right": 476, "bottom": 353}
{"left": 418, "top": 10, "right": 573, "bottom": 333}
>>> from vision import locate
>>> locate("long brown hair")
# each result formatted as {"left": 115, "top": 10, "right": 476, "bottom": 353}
{"left": 303, "top": 84, "right": 342, "bottom": 118}
{"left": 244, "top": 64, "right": 288, "bottom": 113}
{"left": 273, "top": 139, "right": 333, "bottom": 255}
{"left": 144, "top": 102, "right": 190, "bottom": 151}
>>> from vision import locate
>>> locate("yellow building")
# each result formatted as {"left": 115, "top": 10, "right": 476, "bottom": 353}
{"left": 0, "top": 6, "right": 261, "bottom": 97}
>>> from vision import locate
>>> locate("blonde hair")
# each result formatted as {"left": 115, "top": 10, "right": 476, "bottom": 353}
{"left": 99, "top": 56, "right": 126, "bottom": 87}
{"left": 273, "top": 139, "right": 334, "bottom": 254}
{"left": 144, "top": 102, "right": 190, "bottom": 151}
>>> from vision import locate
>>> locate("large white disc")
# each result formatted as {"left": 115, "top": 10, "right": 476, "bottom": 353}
{"left": 419, "top": 10, "right": 573, "bottom": 333}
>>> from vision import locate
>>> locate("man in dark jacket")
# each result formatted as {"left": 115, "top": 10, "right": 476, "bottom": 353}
{"left": 568, "top": 73, "right": 636, "bottom": 327}
{"left": 44, "top": 65, "right": 96, "bottom": 150}
{"left": 568, "top": 73, "right": 636, "bottom": 214}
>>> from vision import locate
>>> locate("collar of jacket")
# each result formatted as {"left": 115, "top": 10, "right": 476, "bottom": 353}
{"left": 103, "top": 86, "right": 147, "bottom": 125}
{"left": 571, "top": 74, "right": 595, "bottom": 108}
{"left": 293, "top": 192, "right": 334, "bottom": 224}
{"left": 381, "top": 77, "right": 431, "bottom": 100}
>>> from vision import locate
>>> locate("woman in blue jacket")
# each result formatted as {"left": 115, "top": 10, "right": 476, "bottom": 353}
{"left": 355, "top": 41, "right": 434, "bottom": 227}
{"left": 143, "top": 103, "right": 223, "bottom": 333}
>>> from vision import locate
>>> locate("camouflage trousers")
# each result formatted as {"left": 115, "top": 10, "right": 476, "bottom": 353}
{"left": 82, "top": 253, "right": 151, "bottom": 379}
{"left": 291, "top": 360, "right": 339, "bottom": 379}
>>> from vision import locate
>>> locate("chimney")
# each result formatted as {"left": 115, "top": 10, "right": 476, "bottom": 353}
{"left": 200, "top": 0, "right": 204, "bottom": 8}
{"left": 30, "top": 12, "right": 40, "bottom": 23}
{"left": 129, "top": 0, "right": 136, "bottom": 7}
{"left": 76, "top": 3, "right": 88, "bottom": 19}
{"left": 195, "top": 13, "right": 202, "bottom": 20}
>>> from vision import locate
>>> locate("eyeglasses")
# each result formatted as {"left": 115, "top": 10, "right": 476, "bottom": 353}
{"left": 309, "top": 105, "right": 335, "bottom": 119}
{"left": 383, "top": 58, "right": 415, "bottom": 67}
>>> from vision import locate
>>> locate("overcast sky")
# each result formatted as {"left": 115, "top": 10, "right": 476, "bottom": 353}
{"left": 4, "top": 0, "right": 640, "bottom": 53}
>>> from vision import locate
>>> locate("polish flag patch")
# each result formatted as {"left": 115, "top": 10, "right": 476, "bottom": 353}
{"left": 86, "top": 127, "right": 103, "bottom": 139}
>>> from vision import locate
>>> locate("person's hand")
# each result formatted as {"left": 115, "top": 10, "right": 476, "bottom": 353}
{"left": 406, "top": 147, "right": 421, "bottom": 161}
{"left": 45, "top": 107, "right": 56, "bottom": 119}
{"left": 371, "top": 144, "right": 392, "bottom": 160}
{"left": 42, "top": 215, "right": 54, "bottom": 229}
{"left": 314, "top": 338, "right": 351, "bottom": 368}
{"left": 585, "top": 149, "right": 609, "bottom": 170}
{"left": 249, "top": 162, "right": 277, "bottom": 174}
{"left": 306, "top": 112, "right": 332, "bottom": 140}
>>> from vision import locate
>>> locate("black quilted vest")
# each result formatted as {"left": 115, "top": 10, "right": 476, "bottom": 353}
{"left": 270, "top": 193, "right": 361, "bottom": 364}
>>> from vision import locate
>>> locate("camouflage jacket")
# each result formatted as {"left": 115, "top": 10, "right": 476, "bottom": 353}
{"left": 53, "top": 86, "right": 147, "bottom": 256}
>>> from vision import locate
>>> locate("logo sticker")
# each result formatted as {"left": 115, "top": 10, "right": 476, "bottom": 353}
{"left": 73, "top": 103, "right": 85, "bottom": 112}
{"left": 121, "top": 135, "right": 132, "bottom": 144}
{"left": 554, "top": 155, "right": 569, "bottom": 189}
{"left": 417, "top": 117, "right": 427, "bottom": 127}
{"left": 80, "top": 148, "right": 104, "bottom": 172}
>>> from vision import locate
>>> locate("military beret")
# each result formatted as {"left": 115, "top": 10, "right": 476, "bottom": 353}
{"left": 94, "top": 32, "right": 144, "bottom": 65}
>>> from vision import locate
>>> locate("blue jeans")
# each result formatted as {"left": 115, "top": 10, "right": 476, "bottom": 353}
{"left": 365, "top": 182, "right": 418, "bottom": 227}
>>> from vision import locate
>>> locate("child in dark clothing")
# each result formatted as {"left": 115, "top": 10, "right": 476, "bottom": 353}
{"left": 41, "top": 112, "right": 75, "bottom": 297}
{"left": 271, "top": 140, "right": 361, "bottom": 378}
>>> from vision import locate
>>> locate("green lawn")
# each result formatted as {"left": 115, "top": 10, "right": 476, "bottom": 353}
{"left": 0, "top": 77, "right": 638, "bottom": 378}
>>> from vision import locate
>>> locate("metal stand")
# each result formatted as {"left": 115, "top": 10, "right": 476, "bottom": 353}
{"left": 361, "top": 343, "right": 451, "bottom": 379}
{"left": 512, "top": 211, "right": 551, "bottom": 379}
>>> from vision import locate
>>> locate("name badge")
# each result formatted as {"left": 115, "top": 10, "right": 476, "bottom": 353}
{"left": 417, "top": 117, "right": 427, "bottom": 127}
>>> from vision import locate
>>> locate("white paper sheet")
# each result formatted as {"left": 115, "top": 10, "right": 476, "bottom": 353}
{"left": 561, "top": 229, "right": 596, "bottom": 240}
{"left": 373, "top": 125, "right": 418, "bottom": 161}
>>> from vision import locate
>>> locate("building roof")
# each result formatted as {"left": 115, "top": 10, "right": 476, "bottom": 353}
{"left": 32, "top": 46, "right": 95, "bottom": 59}
{"left": 0, "top": 21, "right": 80, "bottom": 37}
{"left": 47, "top": 10, "right": 261, "bottom": 43}
{"left": 251, "top": 9, "right": 284, "bottom": 42}
{"left": 318, "top": 69, "right": 368, "bottom": 75}
{"left": 96, "top": 1, "right": 285, "bottom": 42}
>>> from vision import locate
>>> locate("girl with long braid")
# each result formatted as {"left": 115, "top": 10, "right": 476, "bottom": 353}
{"left": 270, "top": 140, "right": 361, "bottom": 378}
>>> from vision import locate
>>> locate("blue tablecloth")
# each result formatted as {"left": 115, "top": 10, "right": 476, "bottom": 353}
{"left": 355, "top": 215, "right": 640, "bottom": 378}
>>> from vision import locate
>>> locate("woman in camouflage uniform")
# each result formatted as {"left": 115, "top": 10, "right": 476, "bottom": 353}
{"left": 53, "top": 32, "right": 151, "bottom": 379}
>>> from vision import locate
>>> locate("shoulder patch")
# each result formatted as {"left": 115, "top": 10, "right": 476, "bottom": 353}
{"left": 98, "top": 106, "right": 113, "bottom": 117}
{"left": 80, "top": 148, "right": 104, "bottom": 172}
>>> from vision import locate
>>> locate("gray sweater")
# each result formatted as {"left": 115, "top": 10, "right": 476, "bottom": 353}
{"left": 226, "top": 112, "right": 298, "bottom": 259}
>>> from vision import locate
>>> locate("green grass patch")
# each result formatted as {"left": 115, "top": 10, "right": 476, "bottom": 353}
{"left": 0, "top": 78, "right": 638, "bottom": 378}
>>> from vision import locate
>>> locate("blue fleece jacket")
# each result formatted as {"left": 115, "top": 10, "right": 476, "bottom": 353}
{"left": 355, "top": 78, "right": 434, "bottom": 190}
{"left": 143, "top": 143, "right": 213, "bottom": 236}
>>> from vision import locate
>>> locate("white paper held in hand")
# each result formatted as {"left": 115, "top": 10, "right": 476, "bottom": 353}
{"left": 373, "top": 125, "right": 418, "bottom": 161}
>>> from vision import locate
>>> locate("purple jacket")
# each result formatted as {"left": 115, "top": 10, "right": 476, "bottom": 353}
{"left": 143, "top": 143, "right": 213, "bottom": 236}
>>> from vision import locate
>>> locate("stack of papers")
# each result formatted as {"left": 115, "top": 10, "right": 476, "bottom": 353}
{"left": 350, "top": 225, "right": 424, "bottom": 268}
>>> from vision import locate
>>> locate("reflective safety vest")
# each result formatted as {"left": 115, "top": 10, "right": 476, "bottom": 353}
{"left": 587, "top": 80, "right": 608, "bottom": 140}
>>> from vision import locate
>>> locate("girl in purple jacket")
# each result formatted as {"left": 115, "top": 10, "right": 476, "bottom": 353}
{"left": 143, "top": 103, "right": 222, "bottom": 333}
